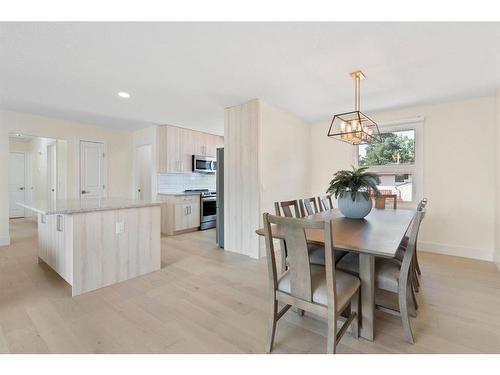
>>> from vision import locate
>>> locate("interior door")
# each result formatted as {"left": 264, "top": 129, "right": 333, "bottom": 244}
{"left": 8, "top": 152, "right": 26, "bottom": 218}
{"left": 47, "top": 143, "right": 57, "bottom": 202}
{"left": 136, "top": 144, "right": 152, "bottom": 200}
{"left": 80, "top": 140, "right": 105, "bottom": 199}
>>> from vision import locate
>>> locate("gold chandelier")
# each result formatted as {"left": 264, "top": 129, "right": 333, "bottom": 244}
{"left": 327, "top": 70, "right": 381, "bottom": 145}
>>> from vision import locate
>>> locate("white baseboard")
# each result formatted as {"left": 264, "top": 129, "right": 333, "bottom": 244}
{"left": 0, "top": 235, "right": 11, "bottom": 247}
{"left": 419, "top": 240, "right": 493, "bottom": 262}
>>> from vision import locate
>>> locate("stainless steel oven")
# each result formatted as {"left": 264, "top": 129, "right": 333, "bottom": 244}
{"left": 200, "top": 191, "right": 217, "bottom": 230}
{"left": 192, "top": 155, "right": 216, "bottom": 173}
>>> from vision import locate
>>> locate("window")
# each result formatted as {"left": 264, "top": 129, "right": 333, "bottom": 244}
{"left": 355, "top": 120, "right": 423, "bottom": 205}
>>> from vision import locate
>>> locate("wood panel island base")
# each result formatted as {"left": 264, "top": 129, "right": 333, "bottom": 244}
{"left": 19, "top": 199, "right": 161, "bottom": 296}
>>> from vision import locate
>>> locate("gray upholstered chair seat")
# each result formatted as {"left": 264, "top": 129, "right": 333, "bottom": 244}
{"left": 336, "top": 253, "right": 400, "bottom": 293}
{"left": 308, "top": 244, "right": 347, "bottom": 266}
{"left": 278, "top": 265, "right": 360, "bottom": 311}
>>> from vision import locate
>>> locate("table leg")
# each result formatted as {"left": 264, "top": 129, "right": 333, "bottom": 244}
{"left": 359, "top": 253, "right": 375, "bottom": 341}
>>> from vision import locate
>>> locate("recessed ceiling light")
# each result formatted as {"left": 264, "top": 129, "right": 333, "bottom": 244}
{"left": 118, "top": 91, "right": 131, "bottom": 99}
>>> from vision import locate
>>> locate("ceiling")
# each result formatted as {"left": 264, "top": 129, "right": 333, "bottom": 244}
{"left": 1, "top": 22, "right": 499, "bottom": 135}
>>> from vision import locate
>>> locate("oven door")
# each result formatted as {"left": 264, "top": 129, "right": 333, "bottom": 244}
{"left": 201, "top": 197, "right": 217, "bottom": 222}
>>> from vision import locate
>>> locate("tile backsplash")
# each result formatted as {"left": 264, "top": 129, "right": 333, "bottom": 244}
{"left": 158, "top": 173, "right": 216, "bottom": 194}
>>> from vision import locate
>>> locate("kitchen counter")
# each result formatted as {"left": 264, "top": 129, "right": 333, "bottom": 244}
{"left": 17, "top": 198, "right": 160, "bottom": 215}
{"left": 19, "top": 198, "right": 161, "bottom": 297}
{"left": 157, "top": 192, "right": 202, "bottom": 196}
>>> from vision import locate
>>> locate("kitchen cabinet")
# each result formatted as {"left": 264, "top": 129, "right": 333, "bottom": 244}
{"left": 157, "top": 125, "right": 223, "bottom": 173}
{"left": 157, "top": 194, "right": 200, "bottom": 235}
{"left": 157, "top": 125, "right": 183, "bottom": 173}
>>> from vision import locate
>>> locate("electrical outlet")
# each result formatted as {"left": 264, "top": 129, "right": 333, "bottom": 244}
{"left": 115, "top": 222, "right": 125, "bottom": 234}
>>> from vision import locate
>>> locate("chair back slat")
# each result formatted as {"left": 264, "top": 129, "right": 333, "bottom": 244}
{"left": 263, "top": 213, "right": 331, "bottom": 305}
{"left": 318, "top": 195, "right": 333, "bottom": 211}
{"left": 282, "top": 219, "right": 313, "bottom": 301}
{"left": 302, "top": 197, "right": 319, "bottom": 216}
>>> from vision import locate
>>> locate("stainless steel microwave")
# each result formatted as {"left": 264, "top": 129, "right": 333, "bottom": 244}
{"left": 192, "top": 155, "right": 216, "bottom": 173}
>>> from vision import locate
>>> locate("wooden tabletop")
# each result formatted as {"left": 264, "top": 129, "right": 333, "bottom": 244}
{"left": 255, "top": 208, "right": 415, "bottom": 258}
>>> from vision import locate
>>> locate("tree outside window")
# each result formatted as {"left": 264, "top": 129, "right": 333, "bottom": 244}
{"left": 358, "top": 130, "right": 415, "bottom": 166}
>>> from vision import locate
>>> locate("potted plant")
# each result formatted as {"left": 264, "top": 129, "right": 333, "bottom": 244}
{"left": 327, "top": 166, "right": 381, "bottom": 219}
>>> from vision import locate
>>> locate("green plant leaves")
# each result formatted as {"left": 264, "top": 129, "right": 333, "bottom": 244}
{"left": 326, "top": 165, "right": 381, "bottom": 202}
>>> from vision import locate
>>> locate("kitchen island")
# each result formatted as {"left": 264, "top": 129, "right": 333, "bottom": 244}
{"left": 18, "top": 198, "right": 161, "bottom": 296}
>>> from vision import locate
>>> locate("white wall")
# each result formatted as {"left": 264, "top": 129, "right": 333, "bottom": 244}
{"left": 9, "top": 139, "right": 31, "bottom": 152}
{"left": 311, "top": 122, "right": 355, "bottom": 205}
{"left": 224, "top": 99, "right": 312, "bottom": 258}
{"left": 259, "top": 101, "right": 312, "bottom": 218}
{"left": 312, "top": 96, "right": 497, "bottom": 261}
{"left": 28, "top": 137, "right": 53, "bottom": 203}
{"left": 0, "top": 133, "right": 7, "bottom": 245}
{"left": 0, "top": 110, "right": 135, "bottom": 246}
{"left": 132, "top": 125, "right": 158, "bottom": 199}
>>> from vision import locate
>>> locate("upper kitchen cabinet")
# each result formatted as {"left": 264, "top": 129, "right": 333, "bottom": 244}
{"left": 194, "top": 131, "right": 223, "bottom": 157}
{"left": 157, "top": 125, "right": 183, "bottom": 173}
{"left": 157, "top": 125, "right": 224, "bottom": 173}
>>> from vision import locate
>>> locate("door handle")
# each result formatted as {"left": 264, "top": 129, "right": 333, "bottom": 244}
{"left": 81, "top": 190, "right": 88, "bottom": 194}
{"left": 19, "top": 187, "right": 25, "bottom": 191}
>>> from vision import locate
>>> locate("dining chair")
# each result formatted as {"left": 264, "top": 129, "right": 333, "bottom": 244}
{"left": 336, "top": 208, "right": 426, "bottom": 343}
{"left": 262, "top": 212, "right": 360, "bottom": 353}
{"left": 274, "top": 199, "right": 303, "bottom": 219}
{"left": 395, "top": 198, "right": 427, "bottom": 282}
{"left": 301, "top": 197, "right": 320, "bottom": 216}
{"left": 318, "top": 195, "right": 333, "bottom": 212}
{"left": 275, "top": 199, "right": 347, "bottom": 268}
{"left": 274, "top": 200, "right": 304, "bottom": 273}
{"left": 414, "top": 198, "right": 427, "bottom": 277}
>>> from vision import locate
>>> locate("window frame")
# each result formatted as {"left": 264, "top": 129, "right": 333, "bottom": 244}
{"left": 353, "top": 117, "right": 424, "bottom": 207}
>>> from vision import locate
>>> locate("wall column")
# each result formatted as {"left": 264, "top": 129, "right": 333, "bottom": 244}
{"left": 224, "top": 99, "right": 261, "bottom": 259}
{"left": 495, "top": 89, "right": 500, "bottom": 269}
{"left": 0, "top": 126, "right": 10, "bottom": 246}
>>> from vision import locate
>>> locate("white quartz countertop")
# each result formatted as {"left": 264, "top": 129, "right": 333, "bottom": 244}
{"left": 17, "top": 198, "right": 161, "bottom": 215}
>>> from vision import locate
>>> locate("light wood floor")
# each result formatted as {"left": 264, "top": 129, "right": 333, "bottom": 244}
{"left": 1, "top": 219, "right": 500, "bottom": 353}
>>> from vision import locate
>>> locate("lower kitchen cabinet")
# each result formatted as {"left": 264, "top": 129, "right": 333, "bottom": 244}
{"left": 158, "top": 194, "right": 200, "bottom": 235}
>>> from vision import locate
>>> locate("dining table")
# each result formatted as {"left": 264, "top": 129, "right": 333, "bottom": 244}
{"left": 255, "top": 207, "right": 415, "bottom": 341}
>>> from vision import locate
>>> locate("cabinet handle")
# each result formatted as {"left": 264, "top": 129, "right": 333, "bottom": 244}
{"left": 56, "top": 215, "right": 63, "bottom": 232}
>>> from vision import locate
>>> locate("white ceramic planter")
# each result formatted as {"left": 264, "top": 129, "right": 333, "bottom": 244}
{"left": 338, "top": 192, "right": 372, "bottom": 219}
